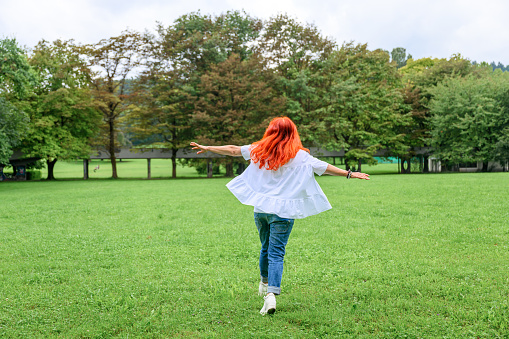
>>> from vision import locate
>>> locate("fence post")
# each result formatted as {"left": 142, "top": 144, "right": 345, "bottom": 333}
{"left": 147, "top": 159, "right": 151, "bottom": 179}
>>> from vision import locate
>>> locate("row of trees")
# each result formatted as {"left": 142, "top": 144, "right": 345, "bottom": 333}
{"left": 1, "top": 11, "right": 508, "bottom": 179}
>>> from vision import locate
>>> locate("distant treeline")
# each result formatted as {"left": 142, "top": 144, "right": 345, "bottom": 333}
{"left": 472, "top": 61, "right": 509, "bottom": 72}
{"left": 1, "top": 10, "right": 509, "bottom": 180}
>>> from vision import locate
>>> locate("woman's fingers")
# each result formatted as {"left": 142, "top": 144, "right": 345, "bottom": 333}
{"left": 352, "top": 172, "right": 370, "bottom": 180}
{"left": 190, "top": 142, "right": 207, "bottom": 154}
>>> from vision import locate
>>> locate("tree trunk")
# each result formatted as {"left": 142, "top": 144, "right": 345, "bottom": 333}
{"left": 482, "top": 161, "right": 489, "bottom": 172}
{"left": 47, "top": 158, "right": 58, "bottom": 180}
{"left": 357, "top": 159, "right": 362, "bottom": 172}
{"left": 110, "top": 155, "right": 118, "bottom": 179}
{"left": 225, "top": 161, "right": 234, "bottom": 177}
{"left": 171, "top": 149, "right": 177, "bottom": 179}
{"left": 109, "top": 119, "right": 118, "bottom": 179}
{"left": 236, "top": 162, "right": 246, "bottom": 175}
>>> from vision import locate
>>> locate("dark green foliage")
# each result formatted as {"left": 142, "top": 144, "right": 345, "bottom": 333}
{"left": 20, "top": 39, "right": 101, "bottom": 179}
{"left": 473, "top": 60, "right": 509, "bottom": 72}
{"left": 130, "top": 11, "right": 263, "bottom": 177}
{"left": 0, "top": 97, "right": 29, "bottom": 164}
{"left": 3, "top": 13, "right": 509, "bottom": 172}
{"left": 398, "top": 55, "right": 480, "bottom": 156}
{"left": 0, "top": 38, "right": 34, "bottom": 164}
{"left": 429, "top": 71, "right": 509, "bottom": 167}
{"left": 258, "top": 14, "right": 336, "bottom": 142}
{"left": 312, "top": 43, "right": 410, "bottom": 169}
{"left": 390, "top": 47, "right": 408, "bottom": 68}
{"left": 0, "top": 38, "right": 36, "bottom": 98}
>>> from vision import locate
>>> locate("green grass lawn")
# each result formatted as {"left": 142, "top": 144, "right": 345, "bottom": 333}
{"left": 1, "top": 172, "right": 508, "bottom": 337}
{"left": 19, "top": 158, "right": 400, "bottom": 180}
{"left": 40, "top": 159, "right": 206, "bottom": 179}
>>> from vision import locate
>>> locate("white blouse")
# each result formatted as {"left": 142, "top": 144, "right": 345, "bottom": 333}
{"left": 226, "top": 145, "right": 332, "bottom": 219}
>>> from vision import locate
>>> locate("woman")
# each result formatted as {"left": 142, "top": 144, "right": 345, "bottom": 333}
{"left": 191, "top": 117, "right": 369, "bottom": 315}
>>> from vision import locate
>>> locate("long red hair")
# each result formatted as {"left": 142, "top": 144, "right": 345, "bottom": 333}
{"left": 251, "top": 117, "right": 309, "bottom": 171}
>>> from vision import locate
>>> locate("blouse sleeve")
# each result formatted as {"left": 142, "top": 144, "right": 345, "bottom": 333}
{"left": 240, "top": 145, "right": 251, "bottom": 161}
{"left": 308, "top": 155, "right": 329, "bottom": 176}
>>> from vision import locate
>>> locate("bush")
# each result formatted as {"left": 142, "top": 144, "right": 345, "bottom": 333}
{"left": 194, "top": 161, "right": 221, "bottom": 175}
{"left": 27, "top": 170, "right": 42, "bottom": 180}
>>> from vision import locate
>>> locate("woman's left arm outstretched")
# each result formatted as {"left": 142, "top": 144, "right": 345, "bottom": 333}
{"left": 190, "top": 142, "right": 242, "bottom": 157}
{"left": 324, "top": 164, "right": 370, "bottom": 180}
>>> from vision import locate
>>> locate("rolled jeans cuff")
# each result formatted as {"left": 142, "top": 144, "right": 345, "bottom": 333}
{"left": 268, "top": 286, "right": 281, "bottom": 295}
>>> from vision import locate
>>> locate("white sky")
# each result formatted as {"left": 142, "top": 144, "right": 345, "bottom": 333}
{"left": 1, "top": 0, "right": 508, "bottom": 64}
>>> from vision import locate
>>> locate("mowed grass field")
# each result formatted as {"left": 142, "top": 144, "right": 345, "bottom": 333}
{"left": 23, "top": 158, "right": 399, "bottom": 180}
{"left": 1, "top": 171, "right": 508, "bottom": 338}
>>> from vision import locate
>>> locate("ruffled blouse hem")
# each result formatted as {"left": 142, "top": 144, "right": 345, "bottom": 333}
{"left": 226, "top": 176, "right": 332, "bottom": 219}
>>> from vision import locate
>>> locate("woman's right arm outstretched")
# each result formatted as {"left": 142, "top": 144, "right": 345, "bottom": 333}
{"left": 190, "top": 142, "right": 242, "bottom": 157}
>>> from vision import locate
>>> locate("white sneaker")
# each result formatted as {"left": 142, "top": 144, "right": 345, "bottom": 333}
{"left": 258, "top": 282, "right": 268, "bottom": 296}
{"left": 260, "top": 293, "right": 276, "bottom": 315}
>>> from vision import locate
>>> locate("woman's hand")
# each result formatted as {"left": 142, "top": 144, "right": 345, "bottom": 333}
{"left": 351, "top": 171, "right": 370, "bottom": 180}
{"left": 190, "top": 142, "right": 209, "bottom": 154}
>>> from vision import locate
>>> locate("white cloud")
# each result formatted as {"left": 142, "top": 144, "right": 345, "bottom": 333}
{"left": 1, "top": 0, "right": 508, "bottom": 63}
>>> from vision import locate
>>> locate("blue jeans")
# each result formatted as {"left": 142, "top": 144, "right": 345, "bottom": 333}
{"left": 254, "top": 213, "right": 294, "bottom": 295}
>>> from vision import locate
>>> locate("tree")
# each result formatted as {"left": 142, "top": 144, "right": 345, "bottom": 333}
{"left": 488, "top": 61, "right": 508, "bottom": 72}
{"left": 127, "top": 71, "right": 193, "bottom": 178}
{"left": 0, "top": 97, "right": 29, "bottom": 165}
{"left": 0, "top": 38, "right": 36, "bottom": 98}
{"left": 156, "top": 10, "right": 261, "bottom": 78}
{"left": 391, "top": 47, "right": 409, "bottom": 68}
{"left": 130, "top": 11, "right": 262, "bottom": 177}
{"left": 314, "top": 43, "right": 410, "bottom": 171}
{"left": 257, "top": 14, "right": 336, "bottom": 144}
{"left": 20, "top": 39, "right": 101, "bottom": 179}
{"left": 429, "top": 71, "right": 509, "bottom": 170}
{"left": 0, "top": 38, "right": 34, "bottom": 164}
{"left": 397, "top": 55, "right": 479, "bottom": 167}
{"left": 193, "top": 53, "right": 285, "bottom": 176}
{"left": 401, "top": 55, "right": 475, "bottom": 91}
{"left": 80, "top": 31, "right": 146, "bottom": 179}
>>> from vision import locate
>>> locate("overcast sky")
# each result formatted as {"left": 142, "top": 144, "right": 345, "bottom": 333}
{"left": 1, "top": 0, "right": 508, "bottom": 64}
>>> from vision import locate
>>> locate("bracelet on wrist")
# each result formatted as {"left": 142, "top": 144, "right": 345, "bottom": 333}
{"left": 346, "top": 169, "right": 352, "bottom": 179}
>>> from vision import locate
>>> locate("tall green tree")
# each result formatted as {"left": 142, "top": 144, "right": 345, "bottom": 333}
{"left": 127, "top": 71, "right": 193, "bottom": 178}
{"left": 0, "top": 38, "right": 34, "bottom": 165}
{"left": 429, "top": 71, "right": 509, "bottom": 170}
{"left": 400, "top": 55, "right": 475, "bottom": 91}
{"left": 193, "top": 53, "right": 285, "bottom": 176}
{"left": 397, "top": 55, "right": 479, "bottom": 168}
{"left": 391, "top": 47, "right": 411, "bottom": 68}
{"left": 156, "top": 10, "right": 261, "bottom": 79}
{"left": 80, "top": 31, "right": 146, "bottom": 179}
{"left": 0, "top": 97, "right": 29, "bottom": 165}
{"left": 20, "top": 39, "right": 101, "bottom": 179}
{"left": 258, "top": 14, "right": 336, "bottom": 143}
{"left": 0, "top": 38, "right": 36, "bottom": 98}
{"left": 130, "top": 11, "right": 262, "bottom": 176}
{"left": 314, "top": 43, "right": 410, "bottom": 170}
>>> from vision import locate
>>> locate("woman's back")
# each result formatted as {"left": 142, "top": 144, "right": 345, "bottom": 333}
{"left": 226, "top": 147, "right": 332, "bottom": 219}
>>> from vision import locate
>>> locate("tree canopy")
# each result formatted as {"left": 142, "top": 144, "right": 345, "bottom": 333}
{"left": 0, "top": 38, "right": 33, "bottom": 165}
{"left": 429, "top": 71, "right": 509, "bottom": 169}
{"left": 2, "top": 11, "right": 509, "bottom": 178}
{"left": 20, "top": 39, "right": 101, "bottom": 179}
